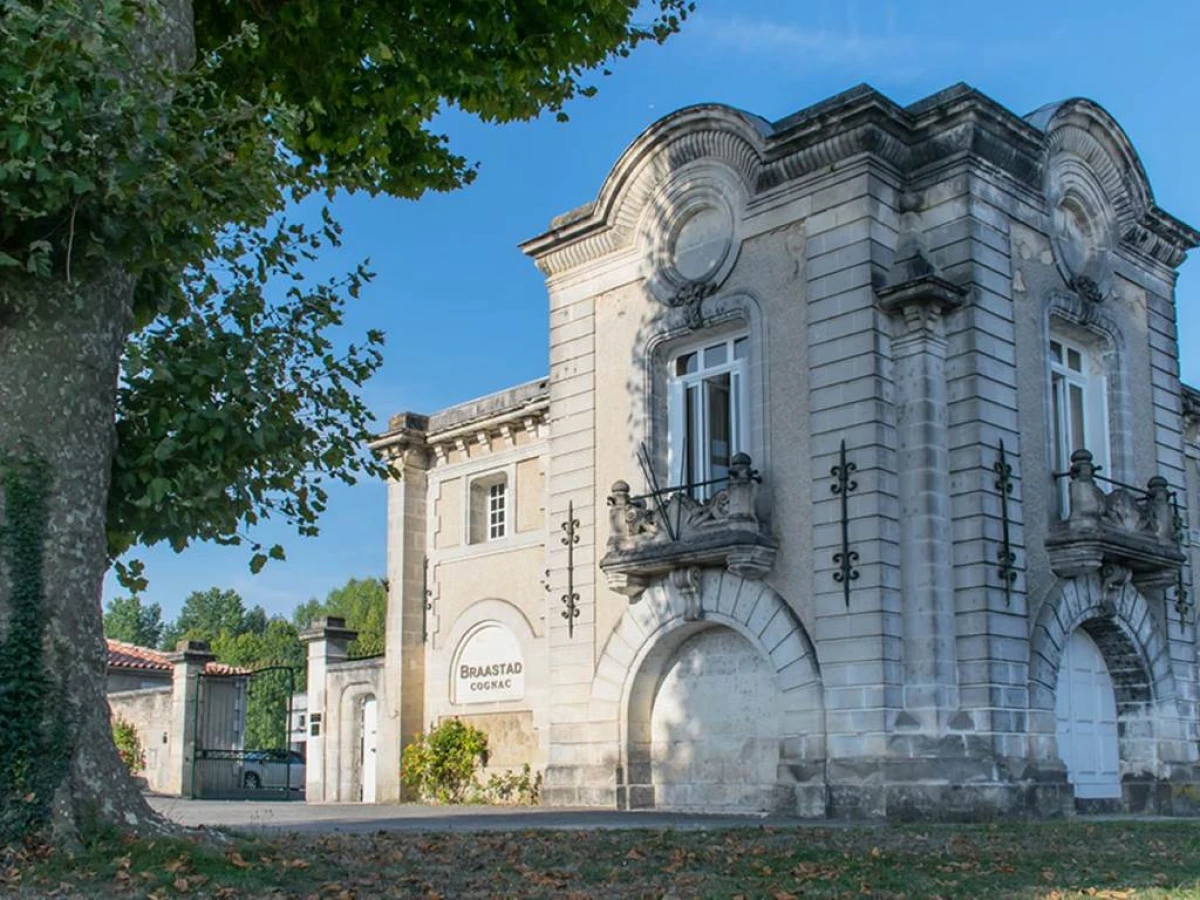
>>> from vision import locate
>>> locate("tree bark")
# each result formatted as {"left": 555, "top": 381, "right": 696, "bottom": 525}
{"left": 0, "top": 270, "right": 169, "bottom": 842}
{"left": 0, "top": 0, "right": 198, "bottom": 843}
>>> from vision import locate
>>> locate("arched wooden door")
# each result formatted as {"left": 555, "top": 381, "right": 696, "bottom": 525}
{"left": 1055, "top": 629, "right": 1120, "bottom": 799}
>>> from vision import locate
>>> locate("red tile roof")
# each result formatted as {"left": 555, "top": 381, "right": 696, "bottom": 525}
{"left": 105, "top": 639, "right": 249, "bottom": 676}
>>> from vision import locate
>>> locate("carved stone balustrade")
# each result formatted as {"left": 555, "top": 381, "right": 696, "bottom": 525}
{"left": 1045, "top": 449, "right": 1184, "bottom": 591}
{"left": 599, "top": 453, "right": 778, "bottom": 606}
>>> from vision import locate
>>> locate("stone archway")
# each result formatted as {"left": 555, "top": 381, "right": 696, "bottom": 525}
{"left": 1029, "top": 573, "right": 1176, "bottom": 794}
{"left": 333, "top": 681, "right": 377, "bottom": 803}
{"left": 594, "top": 570, "right": 825, "bottom": 816}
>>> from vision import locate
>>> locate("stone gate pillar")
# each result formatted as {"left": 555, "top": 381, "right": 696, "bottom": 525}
{"left": 300, "top": 616, "right": 358, "bottom": 803}
{"left": 164, "top": 639, "right": 215, "bottom": 798}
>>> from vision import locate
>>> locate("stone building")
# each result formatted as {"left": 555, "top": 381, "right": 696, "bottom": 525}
{"left": 308, "top": 83, "right": 1200, "bottom": 817}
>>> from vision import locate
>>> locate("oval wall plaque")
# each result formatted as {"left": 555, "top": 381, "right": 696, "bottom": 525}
{"left": 452, "top": 622, "right": 525, "bottom": 705}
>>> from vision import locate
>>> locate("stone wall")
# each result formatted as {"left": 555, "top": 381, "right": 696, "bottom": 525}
{"left": 108, "top": 687, "right": 173, "bottom": 794}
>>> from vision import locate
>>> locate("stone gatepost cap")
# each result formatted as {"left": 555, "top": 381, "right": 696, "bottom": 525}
{"left": 166, "top": 639, "right": 215, "bottom": 664}
{"left": 299, "top": 616, "right": 359, "bottom": 644}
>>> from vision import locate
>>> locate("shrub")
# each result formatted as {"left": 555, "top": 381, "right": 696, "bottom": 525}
{"left": 402, "top": 719, "right": 488, "bottom": 804}
{"left": 476, "top": 764, "right": 542, "bottom": 806}
{"left": 111, "top": 717, "right": 145, "bottom": 775}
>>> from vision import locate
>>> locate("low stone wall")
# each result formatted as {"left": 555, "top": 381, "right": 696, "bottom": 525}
{"left": 325, "top": 657, "right": 385, "bottom": 802}
{"left": 108, "top": 687, "right": 174, "bottom": 794}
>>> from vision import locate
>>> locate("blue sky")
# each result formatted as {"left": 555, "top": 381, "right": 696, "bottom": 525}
{"left": 106, "top": 0, "right": 1200, "bottom": 622}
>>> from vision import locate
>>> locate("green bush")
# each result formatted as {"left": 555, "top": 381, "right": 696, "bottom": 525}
{"left": 476, "top": 764, "right": 542, "bottom": 806}
{"left": 111, "top": 717, "right": 145, "bottom": 775}
{"left": 402, "top": 719, "right": 489, "bottom": 804}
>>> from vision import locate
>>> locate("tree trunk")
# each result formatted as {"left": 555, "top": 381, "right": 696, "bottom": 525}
{"left": 0, "top": 270, "right": 165, "bottom": 842}
{"left": 0, "top": 0, "right": 197, "bottom": 844}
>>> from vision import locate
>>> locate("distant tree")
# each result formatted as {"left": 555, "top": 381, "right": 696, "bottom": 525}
{"left": 102, "top": 596, "right": 164, "bottom": 648}
{"left": 214, "top": 617, "right": 305, "bottom": 749}
{"left": 160, "top": 587, "right": 265, "bottom": 649}
{"left": 294, "top": 577, "right": 387, "bottom": 658}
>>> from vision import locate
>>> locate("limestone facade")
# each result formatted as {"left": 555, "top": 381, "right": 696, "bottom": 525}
{"left": 337, "top": 84, "right": 1200, "bottom": 817}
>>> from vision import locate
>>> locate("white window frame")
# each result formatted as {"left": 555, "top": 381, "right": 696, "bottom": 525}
{"left": 487, "top": 480, "right": 507, "bottom": 540}
{"left": 667, "top": 333, "right": 750, "bottom": 500}
{"left": 1049, "top": 335, "right": 1109, "bottom": 517}
{"left": 467, "top": 471, "right": 509, "bottom": 544}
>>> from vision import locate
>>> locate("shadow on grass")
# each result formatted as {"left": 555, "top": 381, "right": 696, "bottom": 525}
{"left": 5, "top": 820, "right": 1200, "bottom": 898}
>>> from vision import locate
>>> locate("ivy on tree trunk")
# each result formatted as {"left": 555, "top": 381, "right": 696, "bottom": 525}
{"left": 0, "top": 274, "right": 159, "bottom": 844}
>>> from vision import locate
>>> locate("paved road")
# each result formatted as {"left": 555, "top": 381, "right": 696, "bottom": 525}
{"left": 147, "top": 796, "right": 792, "bottom": 834}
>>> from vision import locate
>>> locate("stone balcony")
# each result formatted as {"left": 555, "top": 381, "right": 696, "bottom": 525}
{"left": 1045, "top": 449, "right": 1185, "bottom": 591}
{"left": 599, "top": 453, "right": 777, "bottom": 612}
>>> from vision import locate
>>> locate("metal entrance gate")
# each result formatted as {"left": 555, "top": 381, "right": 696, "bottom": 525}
{"left": 191, "top": 665, "right": 302, "bottom": 800}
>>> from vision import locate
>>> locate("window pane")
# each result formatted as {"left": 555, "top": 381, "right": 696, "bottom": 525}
{"left": 1069, "top": 384, "right": 1086, "bottom": 456}
{"left": 1052, "top": 374, "right": 1065, "bottom": 470}
{"left": 684, "top": 384, "right": 698, "bottom": 489}
{"left": 734, "top": 337, "right": 749, "bottom": 360}
{"left": 704, "top": 342, "right": 727, "bottom": 368}
{"left": 706, "top": 373, "right": 732, "bottom": 485}
{"left": 1067, "top": 348, "right": 1082, "bottom": 372}
{"left": 1050, "top": 341, "right": 1063, "bottom": 364}
{"left": 676, "top": 352, "right": 697, "bottom": 376}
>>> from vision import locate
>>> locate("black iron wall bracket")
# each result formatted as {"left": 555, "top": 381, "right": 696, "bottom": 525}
{"left": 993, "top": 440, "right": 1018, "bottom": 605}
{"left": 560, "top": 501, "right": 581, "bottom": 637}
{"left": 831, "top": 439, "right": 859, "bottom": 606}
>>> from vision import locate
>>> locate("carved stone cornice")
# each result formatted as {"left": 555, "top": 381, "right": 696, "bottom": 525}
{"left": 876, "top": 274, "right": 967, "bottom": 342}
{"left": 1182, "top": 384, "right": 1200, "bottom": 424}
{"left": 522, "top": 85, "right": 1197, "bottom": 280}
{"left": 367, "top": 415, "right": 430, "bottom": 472}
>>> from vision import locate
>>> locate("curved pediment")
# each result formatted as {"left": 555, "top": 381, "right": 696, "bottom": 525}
{"left": 1028, "top": 98, "right": 1152, "bottom": 228}
{"left": 1028, "top": 98, "right": 1198, "bottom": 270}
{"left": 520, "top": 104, "right": 768, "bottom": 278}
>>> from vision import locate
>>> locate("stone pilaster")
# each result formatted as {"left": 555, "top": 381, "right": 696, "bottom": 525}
{"left": 164, "top": 639, "right": 215, "bottom": 798}
{"left": 370, "top": 418, "right": 430, "bottom": 802}
{"left": 300, "top": 616, "right": 358, "bottom": 803}
{"left": 878, "top": 270, "right": 966, "bottom": 736}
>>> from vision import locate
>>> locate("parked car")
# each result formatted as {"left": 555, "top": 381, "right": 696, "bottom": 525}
{"left": 241, "top": 749, "right": 306, "bottom": 790}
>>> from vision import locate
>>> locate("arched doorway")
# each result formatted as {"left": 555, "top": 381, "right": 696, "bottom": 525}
{"left": 641, "top": 626, "right": 781, "bottom": 812}
{"left": 1054, "top": 629, "right": 1119, "bottom": 799}
{"left": 597, "top": 572, "right": 826, "bottom": 816}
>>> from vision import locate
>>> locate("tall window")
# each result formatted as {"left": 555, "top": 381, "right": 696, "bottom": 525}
{"left": 668, "top": 335, "right": 749, "bottom": 499}
{"left": 469, "top": 474, "right": 507, "bottom": 543}
{"left": 1050, "top": 336, "right": 1108, "bottom": 516}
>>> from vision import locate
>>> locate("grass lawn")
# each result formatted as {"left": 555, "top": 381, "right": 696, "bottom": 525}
{"left": 4, "top": 820, "right": 1200, "bottom": 898}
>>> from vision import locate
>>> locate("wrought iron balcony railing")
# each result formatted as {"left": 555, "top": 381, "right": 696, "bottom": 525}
{"left": 1045, "top": 448, "right": 1185, "bottom": 595}
{"left": 599, "top": 452, "right": 777, "bottom": 605}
